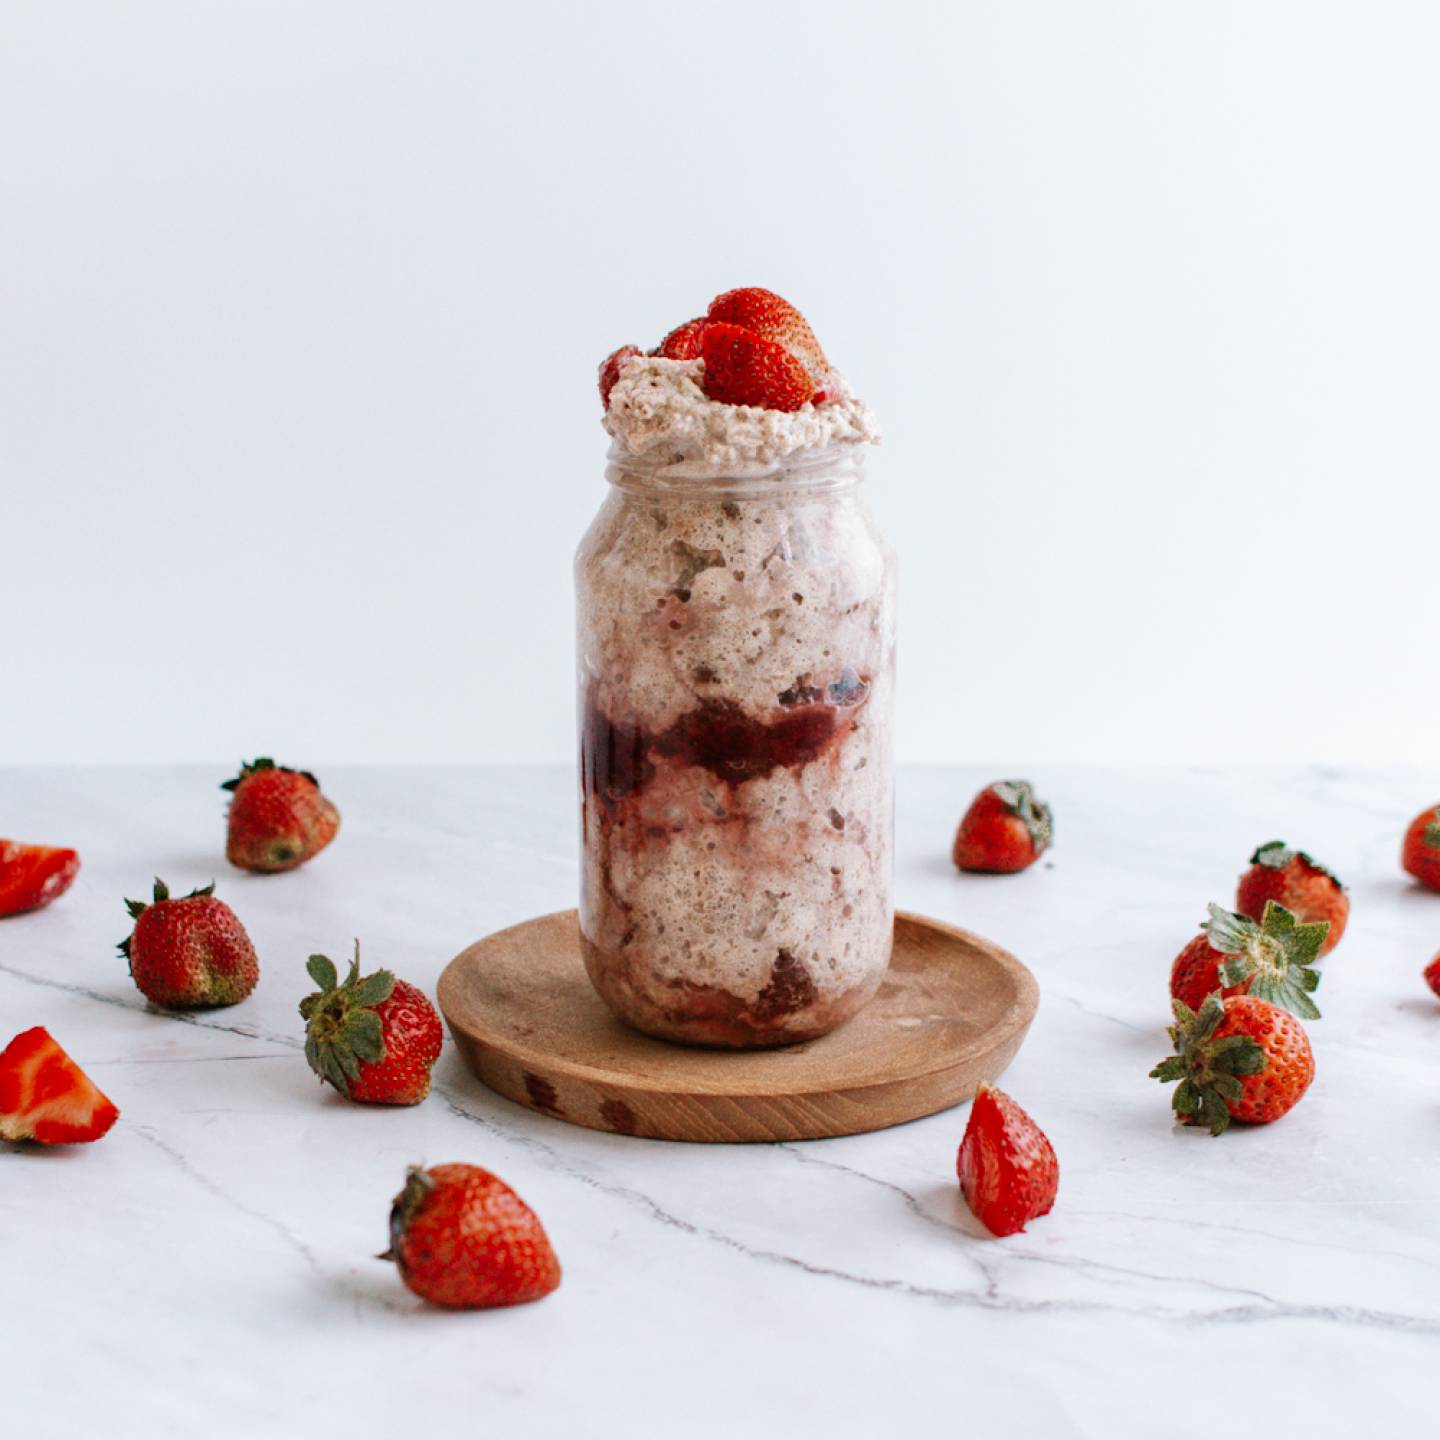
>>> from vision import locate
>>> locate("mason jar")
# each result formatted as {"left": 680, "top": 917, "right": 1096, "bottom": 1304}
{"left": 575, "top": 442, "right": 895, "bottom": 1047}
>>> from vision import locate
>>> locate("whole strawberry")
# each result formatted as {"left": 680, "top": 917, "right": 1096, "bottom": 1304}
{"left": 952, "top": 780, "right": 1053, "bottom": 874}
{"left": 1402, "top": 805, "right": 1440, "bottom": 891}
{"left": 956, "top": 1084, "right": 1058, "bottom": 1237}
{"left": 1151, "top": 992, "right": 1314, "bottom": 1135}
{"left": 0, "top": 840, "right": 81, "bottom": 918}
{"left": 223, "top": 758, "right": 339, "bottom": 873}
{"left": 120, "top": 879, "right": 259, "bottom": 1008}
{"left": 0, "top": 1026, "right": 119, "bottom": 1144}
{"left": 383, "top": 1163, "right": 562, "bottom": 1309}
{"left": 1170, "top": 901, "right": 1325, "bottom": 1018}
{"left": 299, "top": 945, "right": 441, "bottom": 1105}
{"left": 1236, "top": 841, "right": 1347, "bottom": 954}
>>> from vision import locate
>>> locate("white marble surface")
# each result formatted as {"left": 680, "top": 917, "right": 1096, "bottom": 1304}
{"left": 4, "top": 765, "right": 1440, "bottom": 1437}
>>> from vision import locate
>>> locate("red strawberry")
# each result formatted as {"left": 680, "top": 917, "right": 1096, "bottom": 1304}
{"left": 654, "top": 317, "right": 710, "bottom": 360}
{"left": 120, "top": 878, "right": 260, "bottom": 1009}
{"left": 598, "top": 344, "right": 644, "bottom": 408}
{"left": 0, "top": 1027, "right": 119, "bottom": 1144}
{"left": 1424, "top": 952, "right": 1440, "bottom": 999}
{"left": 222, "top": 758, "right": 340, "bottom": 873}
{"left": 1236, "top": 841, "right": 1347, "bottom": 954}
{"left": 1151, "top": 993, "right": 1314, "bottom": 1135}
{"left": 951, "top": 780, "right": 1052, "bottom": 874}
{"left": 956, "top": 1084, "right": 1058, "bottom": 1237}
{"left": 1169, "top": 902, "right": 1324, "bottom": 1018}
{"left": 0, "top": 840, "right": 80, "bottom": 918}
{"left": 300, "top": 944, "right": 441, "bottom": 1105}
{"left": 699, "top": 323, "right": 815, "bottom": 412}
{"left": 706, "top": 287, "right": 829, "bottom": 383}
{"left": 1402, "top": 805, "right": 1440, "bottom": 891}
{"left": 383, "top": 1163, "right": 562, "bottom": 1309}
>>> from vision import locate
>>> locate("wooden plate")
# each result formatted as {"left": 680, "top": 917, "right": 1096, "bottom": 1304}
{"left": 437, "top": 910, "right": 1039, "bottom": 1143}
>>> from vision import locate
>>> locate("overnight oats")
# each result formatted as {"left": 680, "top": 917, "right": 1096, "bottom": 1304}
{"left": 578, "top": 288, "right": 894, "bottom": 1047}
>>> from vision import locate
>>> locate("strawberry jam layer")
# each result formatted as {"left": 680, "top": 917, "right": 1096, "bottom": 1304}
{"left": 579, "top": 677, "right": 890, "bottom": 1047}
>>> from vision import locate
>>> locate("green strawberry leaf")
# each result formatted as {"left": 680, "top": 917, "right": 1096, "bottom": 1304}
{"left": 307, "top": 954, "right": 338, "bottom": 991}
{"left": 1209, "top": 1035, "right": 1267, "bottom": 1075}
{"left": 343, "top": 1009, "right": 386, "bottom": 1063}
{"left": 351, "top": 970, "right": 397, "bottom": 1010}
{"left": 1203, "top": 904, "right": 1257, "bottom": 955}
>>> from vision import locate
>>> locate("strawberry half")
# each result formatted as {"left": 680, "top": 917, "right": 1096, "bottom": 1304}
{"left": 706, "top": 287, "right": 828, "bottom": 384}
{"left": 0, "top": 1027, "right": 119, "bottom": 1144}
{"left": 1424, "top": 952, "right": 1440, "bottom": 999}
{"left": 654, "top": 317, "right": 710, "bottom": 360}
{"left": 699, "top": 323, "right": 815, "bottom": 412}
{"left": 300, "top": 944, "right": 442, "bottom": 1105}
{"left": 956, "top": 1084, "right": 1058, "bottom": 1237}
{"left": 384, "top": 1163, "right": 562, "bottom": 1309}
{"left": 0, "top": 841, "right": 81, "bottom": 918}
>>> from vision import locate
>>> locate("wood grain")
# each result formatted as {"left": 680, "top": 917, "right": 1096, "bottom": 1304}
{"left": 437, "top": 909, "right": 1039, "bottom": 1143}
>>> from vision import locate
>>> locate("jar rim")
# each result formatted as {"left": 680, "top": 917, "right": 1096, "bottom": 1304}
{"left": 604, "top": 442, "right": 866, "bottom": 497}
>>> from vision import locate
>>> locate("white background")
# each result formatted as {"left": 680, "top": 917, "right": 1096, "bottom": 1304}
{"left": 3, "top": 1, "right": 1437, "bottom": 767}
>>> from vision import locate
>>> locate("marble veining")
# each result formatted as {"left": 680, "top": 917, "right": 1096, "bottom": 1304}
{"left": 3, "top": 764, "right": 1440, "bottom": 1436}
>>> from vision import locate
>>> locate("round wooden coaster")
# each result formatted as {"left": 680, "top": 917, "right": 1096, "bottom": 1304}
{"left": 437, "top": 910, "right": 1038, "bottom": 1143}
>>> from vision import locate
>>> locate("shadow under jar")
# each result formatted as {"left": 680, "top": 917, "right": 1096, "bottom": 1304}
{"left": 576, "top": 443, "right": 895, "bottom": 1047}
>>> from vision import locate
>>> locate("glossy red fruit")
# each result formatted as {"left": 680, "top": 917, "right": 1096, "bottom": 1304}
{"left": 952, "top": 780, "right": 1052, "bottom": 874}
{"left": 1236, "top": 841, "right": 1347, "bottom": 954}
{"left": 1169, "top": 902, "right": 1324, "bottom": 1018}
{"left": 598, "top": 344, "right": 644, "bottom": 407}
{"left": 654, "top": 317, "right": 710, "bottom": 360}
{"left": 0, "top": 1027, "right": 119, "bottom": 1144}
{"left": 706, "top": 287, "right": 828, "bottom": 383}
{"left": 956, "top": 1084, "right": 1058, "bottom": 1237}
{"left": 384, "top": 1163, "right": 562, "bottom": 1309}
{"left": 1423, "top": 953, "right": 1440, "bottom": 998}
{"left": 1402, "top": 806, "right": 1440, "bottom": 891}
{"left": 223, "top": 758, "right": 340, "bottom": 873}
{"left": 1151, "top": 993, "right": 1314, "bottom": 1134}
{"left": 300, "top": 944, "right": 442, "bottom": 1105}
{"left": 699, "top": 323, "right": 815, "bottom": 412}
{"left": 0, "top": 841, "right": 81, "bottom": 918}
{"left": 120, "top": 879, "right": 260, "bottom": 1009}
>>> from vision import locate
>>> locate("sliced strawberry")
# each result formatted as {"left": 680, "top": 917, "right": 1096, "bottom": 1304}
{"left": 699, "top": 323, "right": 814, "bottom": 412}
{"left": 598, "top": 344, "right": 644, "bottom": 408}
{"left": 706, "top": 287, "right": 828, "bottom": 381}
{"left": 654, "top": 317, "right": 710, "bottom": 360}
{"left": 0, "top": 1027, "right": 119, "bottom": 1144}
{"left": 1424, "top": 953, "right": 1440, "bottom": 999}
{"left": 956, "top": 1084, "right": 1058, "bottom": 1236}
{"left": 0, "top": 841, "right": 81, "bottom": 918}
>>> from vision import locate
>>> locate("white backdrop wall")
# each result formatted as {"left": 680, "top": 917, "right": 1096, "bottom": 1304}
{"left": 3, "top": 1, "right": 1437, "bottom": 766}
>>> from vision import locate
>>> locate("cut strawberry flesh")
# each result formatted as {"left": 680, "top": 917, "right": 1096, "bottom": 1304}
{"left": 0, "top": 841, "right": 81, "bottom": 918}
{"left": 957, "top": 1084, "right": 1058, "bottom": 1236}
{"left": 0, "top": 1026, "right": 119, "bottom": 1144}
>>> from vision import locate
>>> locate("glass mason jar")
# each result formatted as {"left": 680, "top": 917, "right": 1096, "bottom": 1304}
{"left": 575, "top": 442, "right": 895, "bottom": 1047}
